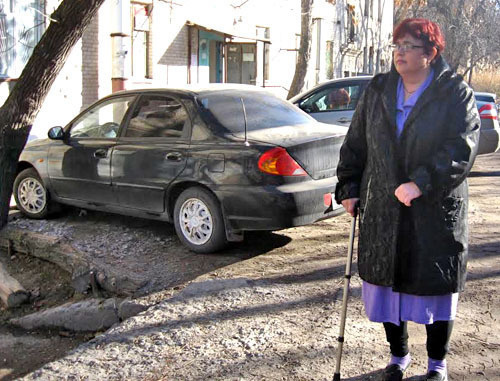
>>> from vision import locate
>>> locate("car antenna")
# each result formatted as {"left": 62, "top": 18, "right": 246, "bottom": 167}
{"left": 240, "top": 97, "right": 250, "bottom": 146}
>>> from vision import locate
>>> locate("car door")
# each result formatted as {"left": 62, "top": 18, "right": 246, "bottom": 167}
{"left": 47, "top": 95, "right": 135, "bottom": 204}
{"left": 112, "top": 93, "right": 190, "bottom": 213}
{"left": 297, "top": 80, "right": 369, "bottom": 126}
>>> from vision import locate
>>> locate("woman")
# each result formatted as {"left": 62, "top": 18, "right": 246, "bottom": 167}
{"left": 328, "top": 88, "right": 350, "bottom": 110}
{"left": 334, "top": 18, "right": 480, "bottom": 381}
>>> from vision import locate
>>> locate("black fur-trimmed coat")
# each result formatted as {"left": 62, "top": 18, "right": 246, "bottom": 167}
{"left": 335, "top": 57, "right": 480, "bottom": 296}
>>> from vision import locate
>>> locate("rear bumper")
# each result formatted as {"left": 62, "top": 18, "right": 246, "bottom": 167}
{"left": 215, "top": 177, "right": 345, "bottom": 231}
{"left": 478, "top": 121, "right": 500, "bottom": 155}
{"left": 477, "top": 121, "right": 500, "bottom": 155}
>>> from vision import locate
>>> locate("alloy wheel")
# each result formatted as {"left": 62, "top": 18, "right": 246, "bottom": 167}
{"left": 178, "top": 197, "right": 213, "bottom": 245}
{"left": 18, "top": 177, "right": 47, "bottom": 214}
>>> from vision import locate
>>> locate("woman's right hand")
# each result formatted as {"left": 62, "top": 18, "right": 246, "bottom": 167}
{"left": 341, "top": 198, "right": 360, "bottom": 217}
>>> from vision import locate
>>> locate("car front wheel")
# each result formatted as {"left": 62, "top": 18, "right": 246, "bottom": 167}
{"left": 173, "top": 187, "right": 228, "bottom": 253}
{"left": 13, "top": 168, "right": 53, "bottom": 219}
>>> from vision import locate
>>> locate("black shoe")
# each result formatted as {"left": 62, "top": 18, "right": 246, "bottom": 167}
{"left": 382, "top": 364, "right": 404, "bottom": 381}
{"left": 426, "top": 370, "right": 448, "bottom": 381}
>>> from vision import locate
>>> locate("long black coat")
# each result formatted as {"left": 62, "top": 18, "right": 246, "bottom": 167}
{"left": 335, "top": 57, "right": 480, "bottom": 296}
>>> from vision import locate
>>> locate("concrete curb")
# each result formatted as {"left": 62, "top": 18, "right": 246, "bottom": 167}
{"left": 10, "top": 298, "right": 150, "bottom": 332}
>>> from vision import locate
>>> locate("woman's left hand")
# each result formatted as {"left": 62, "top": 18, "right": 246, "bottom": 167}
{"left": 395, "top": 182, "right": 422, "bottom": 207}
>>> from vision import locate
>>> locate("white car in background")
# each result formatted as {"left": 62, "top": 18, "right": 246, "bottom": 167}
{"left": 474, "top": 92, "right": 500, "bottom": 154}
{"left": 291, "top": 77, "right": 499, "bottom": 155}
{"left": 289, "top": 76, "right": 371, "bottom": 127}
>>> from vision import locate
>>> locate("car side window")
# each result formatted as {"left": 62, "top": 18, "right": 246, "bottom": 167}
{"left": 299, "top": 83, "right": 365, "bottom": 113}
{"left": 125, "top": 95, "right": 189, "bottom": 138}
{"left": 70, "top": 97, "right": 134, "bottom": 138}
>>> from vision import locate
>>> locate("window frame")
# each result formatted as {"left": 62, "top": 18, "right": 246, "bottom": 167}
{"left": 298, "top": 80, "right": 369, "bottom": 114}
{"left": 120, "top": 93, "right": 192, "bottom": 141}
{"left": 130, "top": 1, "right": 153, "bottom": 79}
{"left": 0, "top": 0, "right": 45, "bottom": 79}
{"left": 65, "top": 95, "right": 137, "bottom": 140}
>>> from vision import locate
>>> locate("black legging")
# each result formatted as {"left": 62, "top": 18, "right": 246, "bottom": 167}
{"left": 383, "top": 320, "right": 454, "bottom": 360}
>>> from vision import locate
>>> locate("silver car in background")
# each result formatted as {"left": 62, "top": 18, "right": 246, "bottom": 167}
{"left": 291, "top": 77, "right": 499, "bottom": 155}
{"left": 289, "top": 76, "right": 371, "bottom": 127}
{"left": 474, "top": 91, "right": 500, "bottom": 154}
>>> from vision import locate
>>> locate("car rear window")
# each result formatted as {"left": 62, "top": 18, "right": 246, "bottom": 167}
{"left": 197, "top": 91, "right": 312, "bottom": 132}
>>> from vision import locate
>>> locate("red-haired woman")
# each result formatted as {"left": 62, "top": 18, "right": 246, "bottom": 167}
{"left": 335, "top": 18, "right": 480, "bottom": 381}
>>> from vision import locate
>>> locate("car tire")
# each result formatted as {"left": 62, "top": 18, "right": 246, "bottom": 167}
{"left": 173, "top": 187, "right": 228, "bottom": 253}
{"left": 13, "top": 168, "right": 55, "bottom": 219}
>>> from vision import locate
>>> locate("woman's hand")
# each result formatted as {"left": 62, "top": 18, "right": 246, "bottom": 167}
{"left": 341, "top": 198, "right": 360, "bottom": 217}
{"left": 395, "top": 182, "right": 422, "bottom": 207}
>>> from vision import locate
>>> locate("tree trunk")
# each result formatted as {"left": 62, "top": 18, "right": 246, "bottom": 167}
{"left": 287, "top": 0, "right": 314, "bottom": 100}
{"left": 0, "top": 262, "right": 30, "bottom": 308}
{"left": 0, "top": 0, "right": 106, "bottom": 231}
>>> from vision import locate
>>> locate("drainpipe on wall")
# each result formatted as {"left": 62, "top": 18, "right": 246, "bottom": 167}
{"left": 111, "top": 0, "right": 131, "bottom": 93}
{"left": 187, "top": 25, "right": 192, "bottom": 84}
{"left": 262, "top": 42, "right": 266, "bottom": 87}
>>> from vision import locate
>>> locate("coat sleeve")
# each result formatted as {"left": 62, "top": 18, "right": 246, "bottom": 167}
{"left": 408, "top": 81, "right": 480, "bottom": 196}
{"left": 334, "top": 85, "right": 369, "bottom": 204}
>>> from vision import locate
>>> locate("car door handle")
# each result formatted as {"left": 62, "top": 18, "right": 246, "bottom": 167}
{"left": 94, "top": 148, "right": 108, "bottom": 158}
{"left": 165, "top": 152, "right": 183, "bottom": 161}
{"left": 337, "top": 117, "right": 351, "bottom": 124}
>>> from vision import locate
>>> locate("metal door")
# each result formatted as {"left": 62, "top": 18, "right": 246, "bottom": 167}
{"left": 226, "top": 43, "right": 256, "bottom": 84}
{"left": 48, "top": 96, "right": 134, "bottom": 205}
{"left": 112, "top": 94, "right": 190, "bottom": 213}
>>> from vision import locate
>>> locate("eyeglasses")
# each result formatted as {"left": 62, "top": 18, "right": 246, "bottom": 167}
{"left": 391, "top": 43, "right": 424, "bottom": 53}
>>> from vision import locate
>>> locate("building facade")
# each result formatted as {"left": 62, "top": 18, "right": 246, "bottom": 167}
{"left": 0, "top": 0, "right": 393, "bottom": 138}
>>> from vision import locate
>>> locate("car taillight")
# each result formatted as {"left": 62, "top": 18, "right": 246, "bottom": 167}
{"left": 258, "top": 147, "right": 307, "bottom": 176}
{"left": 478, "top": 103, "right": 498, "bottom": 120}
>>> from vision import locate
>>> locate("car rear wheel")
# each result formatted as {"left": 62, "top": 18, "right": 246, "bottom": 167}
{"left": 14, "top": 168, "right": 54, "bottom": 219}
{"left": 174, "top": 187, "right": 228, "bottom": 253}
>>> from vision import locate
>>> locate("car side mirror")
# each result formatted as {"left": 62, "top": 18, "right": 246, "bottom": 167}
{"left": 48, "top": 126, "right": 64, "bottom": 140}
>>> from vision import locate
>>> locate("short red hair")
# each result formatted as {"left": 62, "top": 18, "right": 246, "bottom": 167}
{"left": 393, "top": 18, "right": 445, "bottom": 60}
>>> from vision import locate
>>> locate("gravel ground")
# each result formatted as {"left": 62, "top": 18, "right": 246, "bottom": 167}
{"left": 6, "top": 153, "right": 500, "bottom": 381}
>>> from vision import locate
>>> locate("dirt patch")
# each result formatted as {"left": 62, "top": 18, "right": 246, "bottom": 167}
{"left": 0, "top": 212, "right": 286, "bottom": 379}
{"left": 0, "top": 251, "right": 92, "bottom": 380}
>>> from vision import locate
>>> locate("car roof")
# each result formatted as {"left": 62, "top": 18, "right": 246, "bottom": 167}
{"left": 289, "top": 76, "right": 373, "bottom": 102}
{"left": 474, "top": 91, "right": 496, "bottom": 98}
{"left": 309, "top": 76, "right": 373, "bottom": 90}
{"left": 110, "top": 84, "right": 267, "bottom": 98}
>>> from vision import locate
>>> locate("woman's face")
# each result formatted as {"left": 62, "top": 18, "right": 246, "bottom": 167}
{"left": 393, "top": 34, "right": 435, "bottom": 77}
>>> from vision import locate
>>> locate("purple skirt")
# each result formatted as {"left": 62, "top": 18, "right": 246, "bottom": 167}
{"left": 362, "top": 281, "right": 458, "bottom": 325}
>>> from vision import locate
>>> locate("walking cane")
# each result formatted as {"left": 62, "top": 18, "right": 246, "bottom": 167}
{"left": 333, "top": 204, "right": 358, "bottom": 381}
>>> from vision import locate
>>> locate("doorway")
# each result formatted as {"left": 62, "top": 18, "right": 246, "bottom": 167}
{"left": 226, "top": 43, "right": 256, "bottom": 84}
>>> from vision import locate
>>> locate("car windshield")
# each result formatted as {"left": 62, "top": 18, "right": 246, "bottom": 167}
{"left": 197, "top": 91, "right": 312, "bottom": 132}
{"left": 475, "top": 94, "right": 495, "bottom": 103}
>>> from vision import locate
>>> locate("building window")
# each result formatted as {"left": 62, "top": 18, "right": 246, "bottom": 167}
{"left": 131, "top": 2, "right": 152, "bottom": 79}
{"left": 346, "top": 4, "right": 357, "bottom": 43}
{"left": 0, "top": 0, "right": 45, "bottom": 78}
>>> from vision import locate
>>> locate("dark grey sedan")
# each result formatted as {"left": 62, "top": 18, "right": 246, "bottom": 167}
{"left": 14, "top": 85, "right": 346, "bottom": 253}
